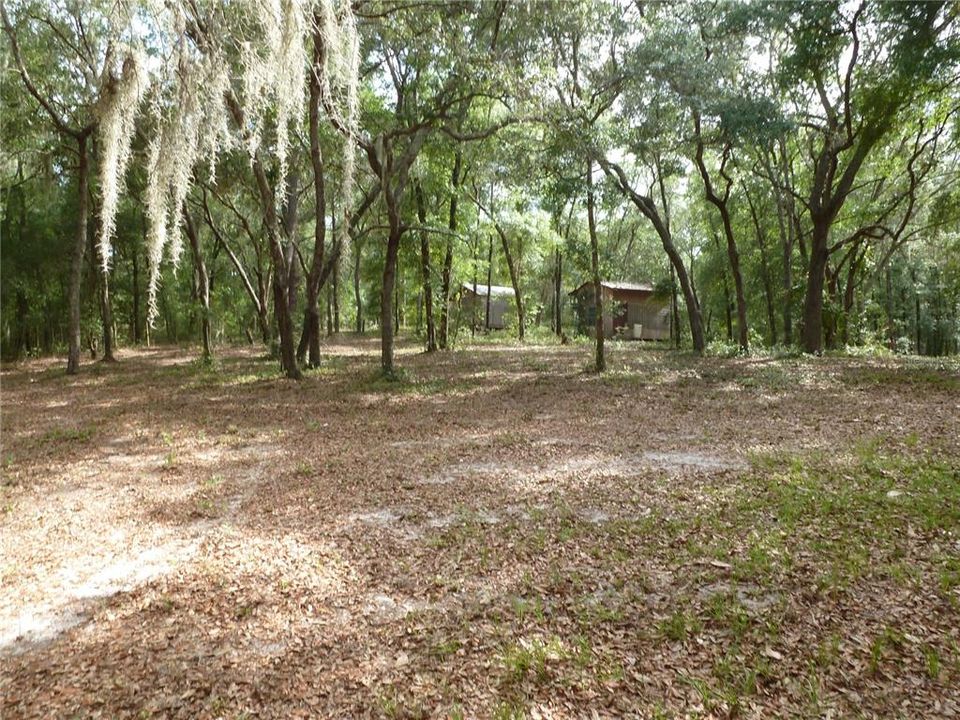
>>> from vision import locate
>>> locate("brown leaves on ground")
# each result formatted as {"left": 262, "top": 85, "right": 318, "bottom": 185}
{"left": 1, "top": 339, "right": 958, "bottom": 719}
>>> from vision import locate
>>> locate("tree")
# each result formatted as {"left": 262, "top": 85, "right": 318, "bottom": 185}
{"left": 1, "top": 0, "right": 136, "bottom": 372}
{"left": 771, "top": 2, "right": 959, "bottom": 352}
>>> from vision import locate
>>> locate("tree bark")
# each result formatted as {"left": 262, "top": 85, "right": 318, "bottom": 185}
{"left": 183, "top": 209, "right": 212, "bottom": 360}
{"left": 554, "top": 248, "right": 563, "bottom": 336}
{"left": 485, "top": 235, "right": 493, "bottom": 331}
{"left": 354, "top": 241, "right": 363, "bottom": 333}
{"left": 439, "top": 150, "right": 461, "bottom": 349}
{"left": 587, "top": 160, "right": 604, "bottom": 371}
{"left": 380, "top": 226, "right": 402, "bottom": 376}
{"left": 301, "top": 37, "right": 327, "bottom": 367}
{"left": 99, "top": 269, "right": 116, "bottom": 361}
{"left": 801, "top": 221, "right": 830, "bottom": 354}
{"left": 415, "top": 182, "right": 437, "bottom": 352}
{"left": 333, "top": 255, "right": 340, "bottom": 333}
{"left": 67, "top": 136, "right": 89, "bottom": 375}
{"left": 133, "top": 222, "right": 143, "bottom": 343}
{"left": 493, "top": 225, "right": 524, "bottom": 340}
{"left": 746, "top": 188, "right": 778, "bottom": 345}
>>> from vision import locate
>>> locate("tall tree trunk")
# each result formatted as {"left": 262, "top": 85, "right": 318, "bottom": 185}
{"left": 824, "top": 265, "right": 840, "bottom": 350}
{"left": 746, "top": 189, "right": 778, "bottom": 345}
{"left": 801, "top": 221, "right": 830, "bottom": 354}
{"left": 713, "top": 233, "right": 734, "bottom": 342}
{"left": 132, "top": 227, "right": 143, "bottom": 344}
{"left": 381, "top": 226, "right": 402, "bottom": 376}
{"left": 485, "top": 235, "right": 493, "bottom": 331}
{"left": 554, "top": 248, "right": 563, "bottom": 336}
{"left": 354, "top": 242, "right": 363, "bottom": 333}
{"left": 333, "top": 255, "right": 340, "bottom": 333}
{"left": 326, "top": 282, "right": 333, "bottom": 336}
{"left": 439, "top": 150, "right": 461, "bottom": 349}
{"left": 242, "top": 154, "right": 296, "bottom": 373}
{"left": 670, "top": 265, "right": 681, "bottom": 349}
{"left": 67, "top": 136, "right": 89, "bottom": 375}
{"left": 587, "top": 160, "right": 604, "bottom": 372}
{"left": 415, "top": 182, "right": 437, "bottom": 352}
{"left": 494, "top": 226, "right": 524, "bottom": 341}
{"left": 184, "top": 210, "right": 212, "bottom": 360}
{"left": 767, "top": 141, "right": 795, "bottom": 346}
{"left": 100, "top": 270, "right": 116, "bottom": 361}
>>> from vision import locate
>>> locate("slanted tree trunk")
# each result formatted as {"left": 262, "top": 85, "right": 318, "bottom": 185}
{"left": 587, "top": 160, "right": 604, "bottom": 371}
{"left": 415, "top": 182, "right": 437, "bottom": 352}
{"left": 597, "top": 156, "right": 705, "bottom": 354}
{"left": 492, "top": 225, "right": 524, "bottom": 341}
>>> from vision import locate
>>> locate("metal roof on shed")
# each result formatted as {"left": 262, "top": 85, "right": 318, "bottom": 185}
{"left": 569, "top": 280, "right": 656, "bottom": 295}
{"left": 462, "top": 283, "right": 516, "bottom": 298}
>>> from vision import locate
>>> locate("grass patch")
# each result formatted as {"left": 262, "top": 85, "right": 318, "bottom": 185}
{"left": 659, "top": 608, "right": 702, "bottom": 642}
{"left": 39, "top": 425, "right": 95, "bottom": 446}
{"left": 500, "top": 636, "right": 568, "bottom": 684}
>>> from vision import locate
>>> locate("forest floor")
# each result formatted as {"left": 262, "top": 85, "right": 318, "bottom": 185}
{"left": 1, "top": 337, "right": 959, "bottom": 719}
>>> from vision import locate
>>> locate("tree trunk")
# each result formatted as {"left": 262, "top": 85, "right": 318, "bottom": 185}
{"left": 67, "top": 135, "right": 89, "bottom": 375}
{"left": 495, "top": 227, "right": 524, "bottom": 341}
{"left": 354, "top": 242, "right": 363, "bottom": 333}
{"left": 100, "top": 270, "right": 116, "bottom": 361}
{"left": 801, "top": 221, "right": 830, "bottom": 354}
{"left": 670, "top": 265, "right": 681, "bottom": 349}
{"left": 439, "top": 150, "right": 461, "bottom": 349}
{"left": 554, "top": 248, "right": 563, "bottom": 336}
{"left": 824, "top": 266, "right": 839, "bottom": 350}
{"left": 485, "top": 235, "right": 493, "bottom": 331}
{"left": 746, "top": 189, "right": 778, "bottom": 345}
{"left": 333, "top": 255, "right": 340, "bottom": 333}
{"left": 132, "top": 230, "right": 143, "bottom": 344}
{"left": 597, "top": 156, "right": 704, "bottom": 354}
{"left": 415, "top": 183, "right": 437, "bottom": 352}
{"left": 238, "top": 158, "right": 293, "bottom": 368}
{"left": 716, "top": 233, "right": 734, "bottom": 342}
{"left": 767, "top": 141, "right": 795, "bottom": 346}
{"left": 587, "top": 160, "right": 604, "bottom": 372}
{"left": 380, "top": 226, "right": 402, "bottom": 376}
{"left": 184, "top": 209, "right": 212, "bottom": 360}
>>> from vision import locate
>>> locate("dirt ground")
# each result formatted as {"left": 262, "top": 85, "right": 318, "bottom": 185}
{"left": 1, "top": 338, "right": 958, "bottom": 719}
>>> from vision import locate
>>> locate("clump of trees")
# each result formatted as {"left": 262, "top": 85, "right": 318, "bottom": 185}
{"left": 2, "top": 0, "right": 959, "bottom": 375}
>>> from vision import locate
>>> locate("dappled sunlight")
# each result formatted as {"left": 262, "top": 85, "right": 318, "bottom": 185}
{"left": 2, "top": 341, "right": 958, "bottom": 717}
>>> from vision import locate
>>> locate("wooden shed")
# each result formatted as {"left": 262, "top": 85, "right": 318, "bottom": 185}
{"left": 461, "top": 283, "right": 516, "bottom": 330}
{"left": 569, "top": 281, "right": 671, "bottom": 340}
